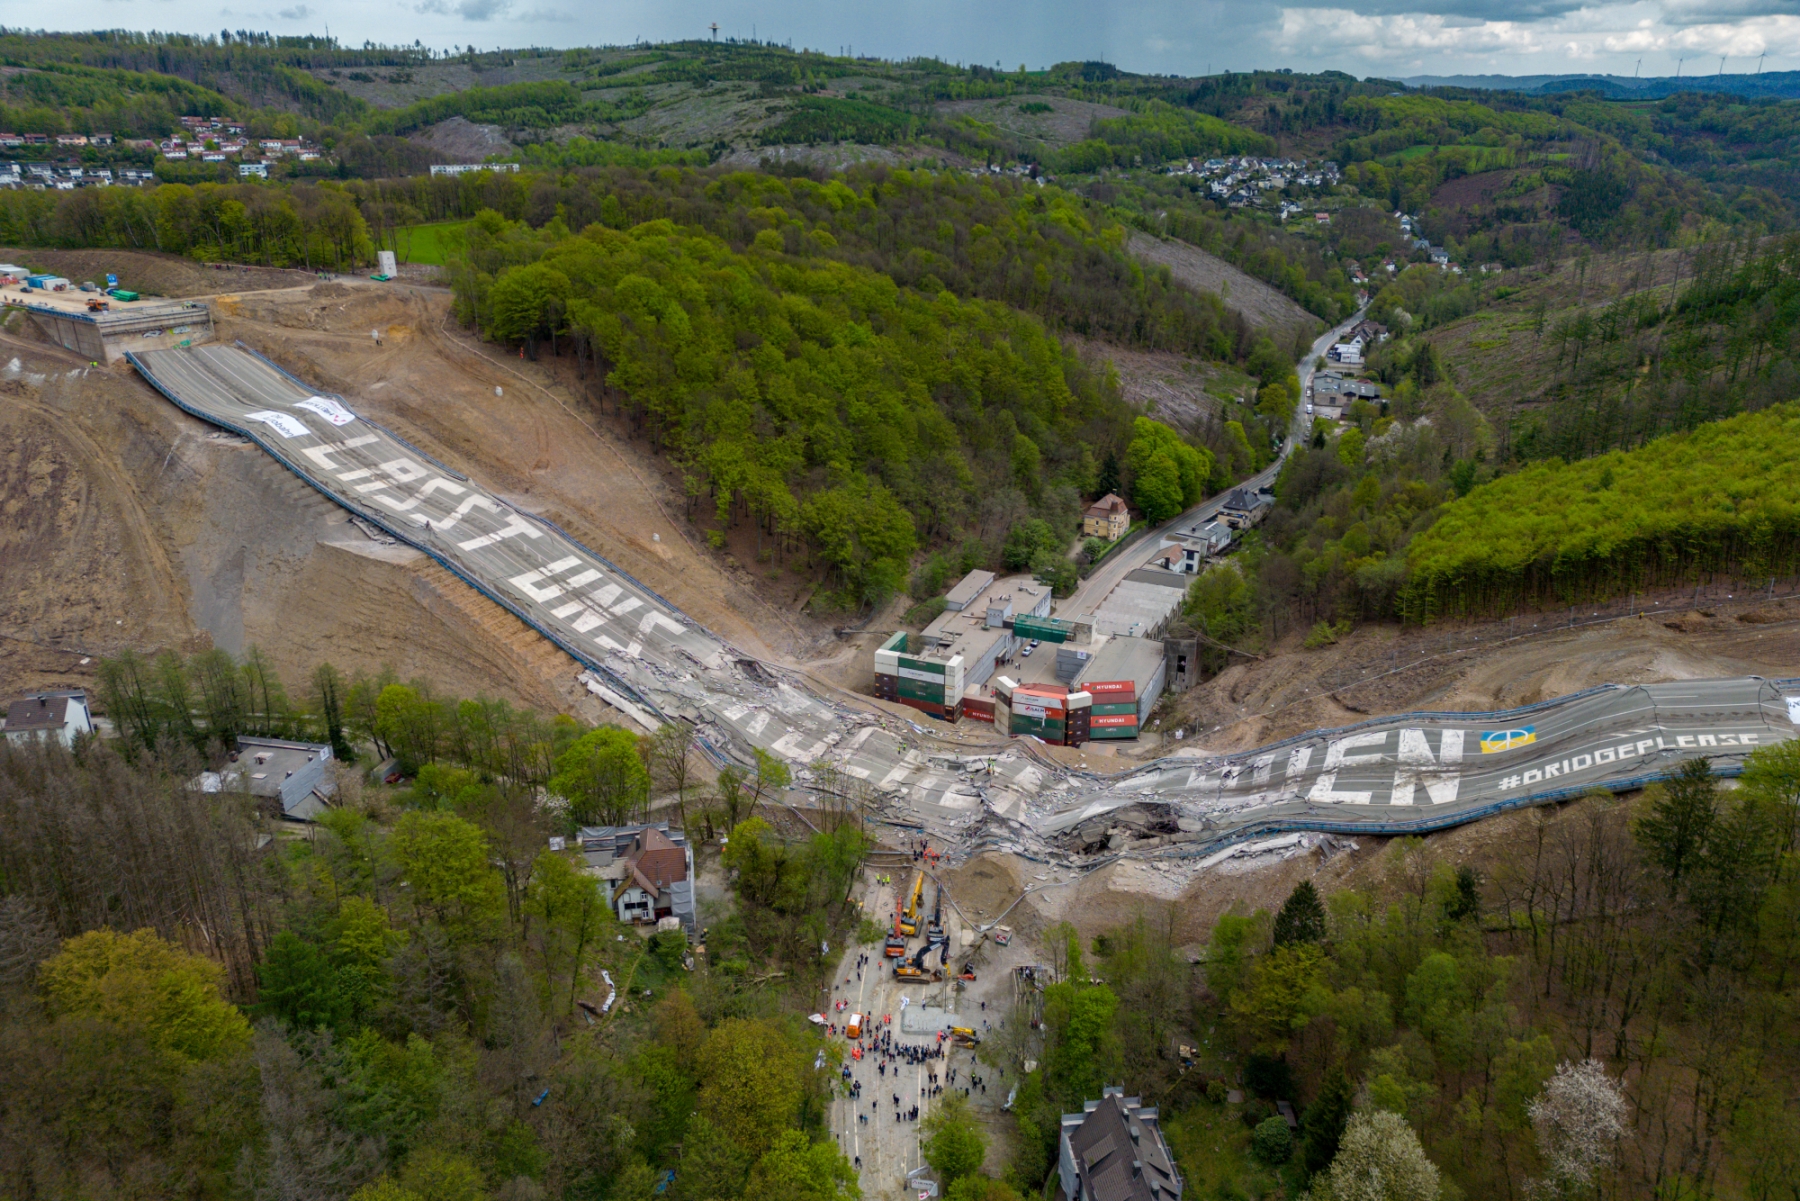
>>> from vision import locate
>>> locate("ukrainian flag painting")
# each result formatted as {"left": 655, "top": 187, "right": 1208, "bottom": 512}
{"left": 1480, "top": 727, "right": 1537, "bottom": 754}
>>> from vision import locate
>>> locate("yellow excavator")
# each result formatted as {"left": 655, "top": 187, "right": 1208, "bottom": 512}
{"left": 898, "top": 871, "right": 924, "bottom": 938}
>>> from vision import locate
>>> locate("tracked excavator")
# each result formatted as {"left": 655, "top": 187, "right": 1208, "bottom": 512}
{"left": 926, "top": 880, "right": 945, "bottom": 948}
{"left": 884, "top": 895, "right": 906, "bottom": 958}
{"left": 892, "top": 940, "right": 944, "bottom": 983}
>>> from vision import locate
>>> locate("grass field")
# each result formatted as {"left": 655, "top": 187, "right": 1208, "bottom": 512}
{"left": 395, "top": 220, "right": 469, "bottom": 266}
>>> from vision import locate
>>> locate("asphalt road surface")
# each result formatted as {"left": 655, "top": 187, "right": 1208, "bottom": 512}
{"left": 1065, "top": 314, "right": 1358, "bottom": 616}
{"left": 131, "top": 344, "right": 1800, "bottom": 867}
{"left": 1042, "top": 677, "right": 1799, "bottom": 849}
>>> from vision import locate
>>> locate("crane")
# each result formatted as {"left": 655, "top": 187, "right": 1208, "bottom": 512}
{"left": 898, "top": 871, "right": 924, "bottom": 937}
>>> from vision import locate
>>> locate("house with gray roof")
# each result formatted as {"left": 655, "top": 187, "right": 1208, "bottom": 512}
{"left": 1060, "top": 1088, "right": 1183, "bottom": 1201}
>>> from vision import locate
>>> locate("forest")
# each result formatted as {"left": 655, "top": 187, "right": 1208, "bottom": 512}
{"left": 1402, "top": 401, "right": 1800, "bottom": 616}
{"left": 449, "top": 209, "right": 1133, "bottom": 607}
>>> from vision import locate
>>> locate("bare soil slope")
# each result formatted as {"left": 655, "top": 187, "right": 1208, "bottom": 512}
{"left": 1063, "top": 333, "right": 1250, "bottom": 432}
{"left": 0, "top": 330, "right": 592, "bottom": 714}
{"left": 1128, "top": 231, "right": 1323, "bottom": 342}
{"left": 1164, "top": 594, "right": 1800, "bottom": 757}
{"left": 210, "top": 282, "right": 834, "bottom": 663}
{"left": 0, "top": 247, "right": 316, "bottom": 298}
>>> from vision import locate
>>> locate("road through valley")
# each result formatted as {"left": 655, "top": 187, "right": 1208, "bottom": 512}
{"left": 130, "top": 344, "right": 1800, "bottom": 870}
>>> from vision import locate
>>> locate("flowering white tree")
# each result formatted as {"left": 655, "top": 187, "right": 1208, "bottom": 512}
{"left": 1308, "top": 1109, "right": 1441, "bottom": 1201}
{"left": 1528, "top": 1058, "right": 1628, "bottom": 1192}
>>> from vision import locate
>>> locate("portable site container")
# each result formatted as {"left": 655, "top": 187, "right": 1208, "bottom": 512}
{"left": 1012, "top": 614, "right": 1077, "bottom": 644}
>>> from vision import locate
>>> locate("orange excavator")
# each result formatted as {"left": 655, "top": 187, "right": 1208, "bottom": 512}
{"left": 884, "top": 894, "right": 906, "bottom": 958}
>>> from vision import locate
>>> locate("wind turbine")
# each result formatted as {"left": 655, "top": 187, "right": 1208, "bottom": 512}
{"left": 1759, "top": 53, "right": 1767, "bottom": 74}
{"left": 1719, "top": 56, "right": 1727, "bottom": 76}
{"left": 1634, "top": 58, "right": 1640, "bottom": 78}
{"left": 1676, "top": 57, "right": 1684, "bottom": 78}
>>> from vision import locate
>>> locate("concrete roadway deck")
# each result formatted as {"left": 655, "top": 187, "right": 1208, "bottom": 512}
{"left": 130, "top": 344, "right": 1800, "bottom": 869}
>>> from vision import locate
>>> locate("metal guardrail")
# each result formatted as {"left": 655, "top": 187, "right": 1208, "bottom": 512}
{"left": 126, "top": 348, "right": 668, "bottom": 726}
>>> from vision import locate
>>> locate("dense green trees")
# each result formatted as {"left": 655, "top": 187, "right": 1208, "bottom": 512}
{"left": 549, "top": 726, "right": 652, "bottom": 827}
{"left": 0, "top": 178, "right": 374, "bottom": 267}
{"left": 453, "top": 213, "right": 1143, "bottom": 605}
{"left": 1403, "top": 401, "right": 1800, "bottom": 617}
{"left": 922, "top": 1092, "right": 989, "bottom": 1184}
{"left": 1125, "top": 416, "right": 1211, "bottom": 523}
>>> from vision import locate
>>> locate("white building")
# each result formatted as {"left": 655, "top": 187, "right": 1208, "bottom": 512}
{"left": 3, "top": 690, "right": 93, "bottom": 746}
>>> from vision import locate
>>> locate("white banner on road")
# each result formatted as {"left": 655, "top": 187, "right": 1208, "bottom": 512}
{"left": 243, "top": 410, "right": 310, "bottom": 438}
{"left": 295, "top": 395, "right": 357, "bottom": 425}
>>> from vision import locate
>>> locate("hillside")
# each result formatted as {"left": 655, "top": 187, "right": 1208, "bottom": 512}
{"left": 1129, "top": 230, "right": 1323, "bottom": 343}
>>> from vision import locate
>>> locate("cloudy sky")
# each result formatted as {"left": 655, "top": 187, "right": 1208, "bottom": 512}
{"left": 40, "top": 0, "right": 1800, "bottom": 78}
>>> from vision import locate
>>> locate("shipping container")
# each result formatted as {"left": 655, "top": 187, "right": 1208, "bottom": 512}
{"left": 1012, "top": 614, "right": 1077, "bottom": 644}
{"left": 962, "top": 706, "right": 995, "bottom": 723}
{"left": 1085, "top": 679, "right": 1137, "bottom": 697}
{"left": 898, "top": 678, "right": 947, "bottom": 702}
{"left": 1091, "top": 701, "right": 1138, "bottom": 717}
{"left": 1009, "top": 716, "right": 1065, "bottom": 735}
{"left": 1088, "top": 725, "right": 1138, "bottom": 740}
{"left": 1091, "top": 713, "right": 1138, "bottom": 728}
{"left": 1011, "top": 704, "right": 1064, "bottom": 721}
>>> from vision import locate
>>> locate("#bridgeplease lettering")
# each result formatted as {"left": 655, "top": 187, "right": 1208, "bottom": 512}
{"left": 1498, "top": 731, "right": 1759, "bottom": 791}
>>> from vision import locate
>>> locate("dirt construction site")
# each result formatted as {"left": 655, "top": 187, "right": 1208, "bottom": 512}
{"left": 10, "top": 252, "right": 1800, "bottom": 1198}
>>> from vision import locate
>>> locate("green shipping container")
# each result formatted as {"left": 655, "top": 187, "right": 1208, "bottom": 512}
{"left": 1088, "top": 725, "right": 1138, "bottom": 740}
{"left": 1091, "top": 701, "right": 1138, "bottom": 716}
{"left": 1013, "top": 615, "right": 1074, "bottom": 644}
{"left": 899, "top": 684, "right": 946, "bottom": 704}
{"left": 1011, "top": 719, "right": 1065, "bottom": 736}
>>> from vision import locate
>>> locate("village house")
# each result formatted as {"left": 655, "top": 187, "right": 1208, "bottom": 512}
{"left": 1083, "top": 493, "right": 1130, "bottom": 541}
{"left": 1219, "top": 488, "right": 1273, "bottom": 530}
{"left": 3, "top": 690, "right": 93, "bottom": 746}
{"left": 584, "top": 824, "right": 696, "bottom": 932}
{"left": 1060, "top": 1087, "right": 1184, "bottom": 1201}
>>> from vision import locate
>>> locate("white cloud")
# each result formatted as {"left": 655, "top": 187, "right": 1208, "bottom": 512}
{"left": 1276, "top": 8, "right": 1544, "bottom": 59}
{"left": 1272, "top": 2, "right": 1800, "bottom": 71}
